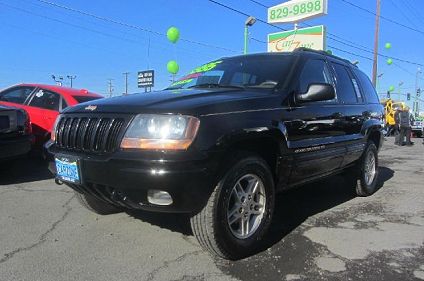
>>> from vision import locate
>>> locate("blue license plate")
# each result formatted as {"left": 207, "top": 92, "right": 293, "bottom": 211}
{"left": 55, "top": 156, "right": 80, "bottom": 184}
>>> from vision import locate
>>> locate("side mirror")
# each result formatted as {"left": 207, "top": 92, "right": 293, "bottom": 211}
{"left": 296, "top": 83, "right": 335, "bottom": 103}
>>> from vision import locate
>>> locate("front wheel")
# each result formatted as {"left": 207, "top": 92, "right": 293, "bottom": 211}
{"left": 190, "top": 154, "right": 275, "bottom": 260}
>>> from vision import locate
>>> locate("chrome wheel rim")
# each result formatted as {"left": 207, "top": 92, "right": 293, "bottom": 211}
{"left": 227, "top": 174, "right": 266, "bottom": 239}
{"left": 364, "top": 151, "right": 376, "bottom": 186}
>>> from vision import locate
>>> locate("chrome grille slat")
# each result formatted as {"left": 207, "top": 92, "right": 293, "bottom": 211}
{"left": 55, "top": 115, "right": 125, "bottom": 153}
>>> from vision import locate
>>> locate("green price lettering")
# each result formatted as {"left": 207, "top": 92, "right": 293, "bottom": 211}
{"left": 270, "top": 9, "right": 275, "bottom": 20}
{"left": 293, "top": 5, "right": 299, "bottom": 15}
{"left": 269, "top": 0, "right": 322, "bottom": 21}
{"left": 300, "top": 3, "right": 306, "bottom": 13}
{"left": 282, "top": 7, "right": 289, "bottom": 17}
{"left": 315, "top": 0, "right": 321, "bottom": 11}
{"left": 307, "top": 1, "right": 314, "bottom": 12}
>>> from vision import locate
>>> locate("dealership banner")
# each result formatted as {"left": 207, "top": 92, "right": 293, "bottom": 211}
{"left": 267, "top": 25, "right": 326, "bottom": 52}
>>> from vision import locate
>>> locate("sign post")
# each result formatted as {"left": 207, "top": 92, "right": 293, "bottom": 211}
{"left": 137, "top": 70, "right": 154, "bottom": 92}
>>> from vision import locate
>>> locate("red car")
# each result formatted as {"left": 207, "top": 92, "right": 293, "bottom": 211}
{"left": 0, "top": 84, "right": 102, "bottom": 144}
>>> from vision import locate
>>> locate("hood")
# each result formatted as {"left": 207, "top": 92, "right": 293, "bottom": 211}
{"left": 64, "top": 88, "right": 281, "bottom": 116}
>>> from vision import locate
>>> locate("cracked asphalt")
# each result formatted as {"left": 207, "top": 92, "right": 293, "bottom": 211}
{"left": 1, "top": 138, "right": 423, "bottom": 281}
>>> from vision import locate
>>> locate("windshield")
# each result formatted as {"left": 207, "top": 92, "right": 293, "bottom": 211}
{"left": 166, "top": 55, "right": 294, "bottom": 90}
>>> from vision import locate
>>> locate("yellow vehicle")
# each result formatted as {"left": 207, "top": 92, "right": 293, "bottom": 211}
{"left": 380, "top": 99, "right": 407, "bottom": 135}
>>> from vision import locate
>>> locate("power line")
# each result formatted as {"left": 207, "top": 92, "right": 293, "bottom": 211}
{"left": 245, "top": 0, "right": 424, "bottom": 67}
{"left": 35, "top": 0, "right": 238, "bottom": 53}
{"left": 210, "top": 0, "right": 424, "bottom": 67}
{"left": 340, "top": 0, "right": 424, "bottom": 36}
{"left": 387, "top": 0, "right": 419, "bottom": 29}
{"left": 246, "top": 0, "right": 375, "bottom": 53}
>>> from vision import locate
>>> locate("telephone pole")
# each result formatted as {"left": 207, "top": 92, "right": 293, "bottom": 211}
{"left": 67, "top": 75, "right": 76, "bottom": 88}
{"left": 372, "top": 0, "right": 381, "bottom": 87}
{"left": 123, "top": 72, "right": 130, "bottom": 96}
{"left": 107, "top": 79, "right": 114, "bottom": 98}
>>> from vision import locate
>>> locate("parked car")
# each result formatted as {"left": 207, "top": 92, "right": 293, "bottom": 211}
{"left": 0, "top": 84, "right": 103, "bottom": 144}
{"left": 46, "top": 48, "right": 384, "bottom": 260}
{"left": 411, "top": 116, "right": 423, "bottom": 138}
{"left": 0, "top": 105, "right": 32, "bottom": 162}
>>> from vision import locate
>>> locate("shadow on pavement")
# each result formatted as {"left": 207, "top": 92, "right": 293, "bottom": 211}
{"left": 0, "top": 150, "right": 53, "bottom": 185}
{"left": 126, "top": 166, "right": 394, "bottom": 257}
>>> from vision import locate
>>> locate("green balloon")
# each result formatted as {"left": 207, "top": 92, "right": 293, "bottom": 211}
{"left": 167, "top": 60, "right": 179, "bottom": 74}
{"left": 387, "top": 58, "right": 393, "bottom": 65}
{"left": 389, "top": 85, "right": 395, "bottom": 92}
{"left": 385, "top": 42, "right": 392, "bottom": 49}
{"left": 167, "top": 27, "right": 180, "bottom": 43}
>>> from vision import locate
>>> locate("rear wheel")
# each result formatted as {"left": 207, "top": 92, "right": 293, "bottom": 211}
{"left": 190, "top": 154, "right": 275, "bottom": 260}
{"left": 353, "top": 142, "right": 379, "bottom": 196}
{"left": 75, "top": 192, "right": 122, "bottom": 215}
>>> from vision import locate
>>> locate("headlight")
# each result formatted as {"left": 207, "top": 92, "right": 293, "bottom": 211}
{"left": 50, "top": 115, "right": 62, "bottom": 142}
{"left": 120, "top": 114, "right": 200, "bottom": 150}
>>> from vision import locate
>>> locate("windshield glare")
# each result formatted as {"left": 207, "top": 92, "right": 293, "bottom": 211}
{"left": 166, "top": 55, "right": 293, "bottom": 90}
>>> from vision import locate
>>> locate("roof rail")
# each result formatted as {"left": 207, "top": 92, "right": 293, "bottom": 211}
{"left": 293, "top": 47, "right": 356, "bottom": 66}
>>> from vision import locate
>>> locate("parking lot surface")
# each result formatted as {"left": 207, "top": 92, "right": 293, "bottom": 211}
{"left": 1, "top": 138, "right": 423, "bottom": 281}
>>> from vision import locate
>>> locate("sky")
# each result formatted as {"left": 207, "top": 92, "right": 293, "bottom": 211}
{"left": 0, "top": 0, "right": 423, "bottom": 108}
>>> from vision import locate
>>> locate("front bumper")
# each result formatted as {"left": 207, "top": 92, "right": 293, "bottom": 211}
{"left": 46, "top": 141, "right": 221, "bottom": 213}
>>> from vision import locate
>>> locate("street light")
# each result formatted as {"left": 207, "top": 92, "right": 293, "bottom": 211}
{"left": 376, "top": 73, "right": 384, "bottom": 94}
{"left": 398, "top": 81, "right": 404, "bottom": 102}
{"left": 414, "top": 68, "right": 422, "bottom": 114}
{"left": 244, "top": 16, "right": 256, "bottom": 54}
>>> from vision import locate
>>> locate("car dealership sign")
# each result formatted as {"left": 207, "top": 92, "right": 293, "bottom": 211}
{"left": 268, "top": 25, "right": 326, "bottom": 52}
{"left": 268, "top": 0, "right": 328, "bottom": 24}
{"left": 137, "top": 70, "right": 154, "bottom": 88}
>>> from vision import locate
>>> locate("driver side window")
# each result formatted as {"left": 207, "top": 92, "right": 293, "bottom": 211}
{"left": 299, "top": 59, "right": 332, "bottom": 94}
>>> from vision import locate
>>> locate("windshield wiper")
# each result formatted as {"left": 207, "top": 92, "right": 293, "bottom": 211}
{"left": 188, "top": 83, "right": 244, "bottom": 89}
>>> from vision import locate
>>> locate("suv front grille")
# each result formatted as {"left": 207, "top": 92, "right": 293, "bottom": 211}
{"left": 55, "top": 116, "right": 126, "bottom": 153}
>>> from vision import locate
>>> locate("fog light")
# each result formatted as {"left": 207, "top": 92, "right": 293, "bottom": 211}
{"left": 147, "top": 190, "right": 173, "bottom": 206}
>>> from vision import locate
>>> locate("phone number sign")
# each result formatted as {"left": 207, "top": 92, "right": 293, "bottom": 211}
{"left": 268, "top": 0, "right": 327, "bottom": 24}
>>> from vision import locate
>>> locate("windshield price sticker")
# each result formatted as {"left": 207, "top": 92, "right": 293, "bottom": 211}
{"left": 171, "top": 60, "right": 223, "bottom": 86}
{"left": 268, "top": 0, "right": 327, "bottom": 24}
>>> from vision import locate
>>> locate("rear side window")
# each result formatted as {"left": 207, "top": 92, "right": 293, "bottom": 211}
{"left": 332, "top": 63, "right": 358, "bottom": 104}
{"left": 73, "top": 96, "right": 102, "bottom": 103}
{"left": 0, "top": 86, "right": 35, "bottom": 104}
{"left": 299, "top": 59, "right": 331, "bottom": 93}
{"left": 353, "top": 68, "right": 380, "bottom": 104}
{"left": 29, "top": 89, "right": 60, "bottom": 111}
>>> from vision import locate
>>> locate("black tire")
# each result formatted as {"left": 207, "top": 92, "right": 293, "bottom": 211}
{"left": 190, "top": 154, "right": 275, "bottom": 260}
{"left": 75, "top": 192, "right": 122, "bottom": 215}
{"left": 353, "top": 142, "right": 379, "bottom": 196}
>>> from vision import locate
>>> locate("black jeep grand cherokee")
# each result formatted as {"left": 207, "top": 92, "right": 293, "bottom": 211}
{"left": 46, "top": 49, "right": 384, "bottom": 260}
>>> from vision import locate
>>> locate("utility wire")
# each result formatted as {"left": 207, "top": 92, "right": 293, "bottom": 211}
{"left": 211, "top": 0, "right": 424, "bottom": 67}
{"left": 35, "top": 0, "right": 238, "bottom": 53}
{"left": 387, "top": 0, "right": 419, "bottom": 29}
{"left": 340, "top": 0, "right": 424, "bottom": 36}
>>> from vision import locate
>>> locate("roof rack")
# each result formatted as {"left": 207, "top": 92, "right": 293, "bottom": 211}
{"left": 293, "top": 47, "right": 356, "bottom": 66}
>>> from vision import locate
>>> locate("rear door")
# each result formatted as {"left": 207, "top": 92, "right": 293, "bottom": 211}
{"left": 26, "top": 88, "right": 60, "bottom": 141}
{"left": 329, "top": 62, "right": 367, "bottom": 166}
{"left": 282, "top": 57, "right": 345, "bottom": 184}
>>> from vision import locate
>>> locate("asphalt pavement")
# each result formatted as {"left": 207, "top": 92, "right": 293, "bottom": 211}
{"left": 0, "top": 138, "right": 423, "bottom": 281}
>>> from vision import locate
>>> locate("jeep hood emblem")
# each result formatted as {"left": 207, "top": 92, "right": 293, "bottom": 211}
{"left": 85, "top": 105, "right": 97, "bottom": 111}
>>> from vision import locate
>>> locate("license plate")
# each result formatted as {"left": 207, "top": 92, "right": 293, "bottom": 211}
{"left": 55, "top": 156, "right": 81, "bottom": 184}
